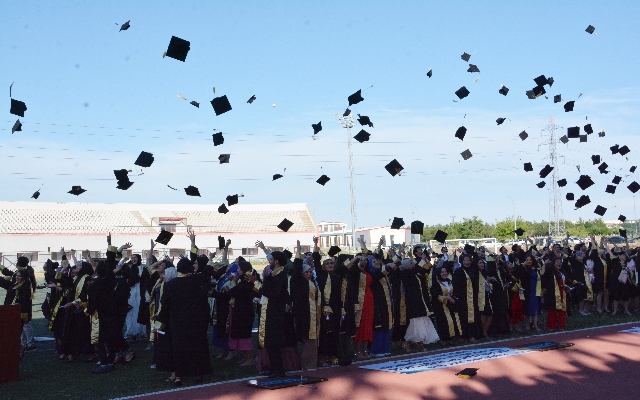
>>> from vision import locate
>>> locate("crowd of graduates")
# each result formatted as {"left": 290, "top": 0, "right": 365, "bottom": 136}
{"left": 1, "top": 231, "right": 639, "bottom": 385}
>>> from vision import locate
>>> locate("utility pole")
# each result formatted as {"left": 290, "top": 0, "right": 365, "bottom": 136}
{"left": 540, "top": 116, "right": 566, "bottom": 237}
{"left": 338, "top": 113, "right": 357, "bottom": 250}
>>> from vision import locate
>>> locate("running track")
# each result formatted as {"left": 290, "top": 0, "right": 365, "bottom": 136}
{"left": 121, "top": 322, "right": 640, "bottom": 400}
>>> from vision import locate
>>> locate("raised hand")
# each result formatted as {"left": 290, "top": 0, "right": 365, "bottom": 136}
{"left": 186, "top": 230, "right": 196, "bottom": 244}
{"left": 70, "top": 249, "right": 76, "bottom": 256}
{"left": 255, "top": 240, "right": 265, "bottom": 249}
{"left": 226, "top": 239, "right": 232, "bottom": 248}
{"left": 312, "top": 236, "right": 318, "bottom": 246}
{"left": 107, "top": 232, "right": 112, "bottom": 245}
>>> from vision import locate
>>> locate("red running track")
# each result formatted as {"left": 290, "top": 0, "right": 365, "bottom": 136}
{"left": 125, "top": 322, "right": 640, "bottom": 400}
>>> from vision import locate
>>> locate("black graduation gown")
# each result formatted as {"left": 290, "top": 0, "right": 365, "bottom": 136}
{"left": 487, "top": 262, "right": 510, "bottom": 334}
{"left": 314, "top": 252, "right": 344, "bottom": 358}
{"left": 591, "top": 255, "right": 608, "bottom": 293}
{"left": 137, "top": 264, "right": 152, "bottom": 325}
{"left": 227, "top": 279, "right": 255, "bottom": 340}
{"left": 336, "top": 260, "right": 362, "bottom": 337}
{"left": 157, "top": 273, "right": 212, "bottom": 377}
{"left": 258, "top": 266, "right": 289, "bottom": 348}
{"left": 86, "top": 277, "right": 119, "bottom": 344}
{"left": 400, "top": 265, "right": 432, "bottom": 320}
{"left": 291, "top": 258, "right": 320, "bottom": 342}
{"left": 569, "top": 258, "right": 591, "bottom": 302}
{"left": 388, "top": 265, "right": 408, "bottom": 341}
{"left": 609, "top": 260, "right": 632, "bottom": 301}
{"left": 370, "top": 267, "right": 393, "bottom": 331}
{"left": 0, "top": 279, "right": 32, "bottom": 322}
{"left": 211, "top": 266, "right": 231, "bottom": 339}
{"left": 452, "top": 266, "right": 481, "bottom": 339}
{"left": 542, "top": 268, "right": 567, "bottom": 311}
{"left": 61, "top": 273, "right": 92, "bottom": 356}
{"left": 430, "top": 278, "right": 462, "bottom": 341}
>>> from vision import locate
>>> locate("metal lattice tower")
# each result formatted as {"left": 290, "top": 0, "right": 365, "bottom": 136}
{"left": 540, "top": 116, "right": 566, "bottom": 236}
{"left": 338, "top": 113, "right": 357, "bottom": 249}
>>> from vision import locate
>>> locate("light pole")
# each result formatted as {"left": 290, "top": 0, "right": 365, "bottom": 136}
{"left": 507, "top": 196, "right": 516, "bottom": 239}
{"left": 338, "top": 113, "right": 357, "bottom": 250}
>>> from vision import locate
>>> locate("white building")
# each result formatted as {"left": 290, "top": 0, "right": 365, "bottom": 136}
{"left": 317, "top": 221, "right": 419, "bottom": 249}
{"left": 0, "top": 201, "right": 318, "bottom": 266}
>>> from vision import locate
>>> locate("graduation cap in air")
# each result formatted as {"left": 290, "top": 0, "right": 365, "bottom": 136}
{"left": 218, "top": 204, "right": 229, "bottom": 214}
{"left": 584, "top": 124, "right": 593, "bottom": 134}
{"left": 575, "top": 195, "right": 591, "bottom": 208}
{"left": 619, "top": 215, "right": 627, "bottom": 222}
{"left": 594, "top": 205, "right": 607, "bottom": 216}
{"left": 184, "top": 185, "right": 201, "bottom": 197}
{"left": 134, "top": 151, "right": 154, "bottom": 167}
{"left": 328, "top": 246, "right": 342, "bottom": 257}
{"left": 564, "top": 101, "right": 575, "bottom": 112}
{"left": 165, "top": 36, "right": 190, "bottom": 62}
{"left": 554, "top": 95, "right": 562, "bottom": 103}
{"left": 434, "top": 229, "right": 448, "bottom": 244}
{"left": 631, "top": 166, "right": 637, "bottom": 173}
{"left": 610, "top": 145, "right": 619, "bottom": 154}
{"left": 455, "top": 126, "right": 467, "bottom": 141}
{"left": 114, "top": 169, "right": 133, "bottom": 190}
{"left": 31, "top": 189, "right": 40, "bottom": 199}
{"left": 499, "top": 85, "right": 509, "bottom": 96}
{"left": 598, "top": 162, "right": 609, "bottom": 174}
{"left": 519, "top": 131, "right": 529, "bottom": 141}
{"left": 605, "top": 185, "right": 617, "bottom": 194}
{"left": 467, "top": 64, "right": 480, "bottom": 73}
{"left": 226, "top": 194, "right": 238, "bottom": 206}
{"left": 566, "top": 193, "right": 575, "bottom": 201}
{"left": 628, "top": 181, "right": 640, "bottom": 193}
{"left": 390, "top": 217, "right": 405, "bottom": 230}
{"left": 539, "top": 164, "right": 553, "bottom": 178}
{"left": 558, "top": 178, "right": 567, "bottom": 187}
{"left": 534, "top": 75, "right": 549, "bottom": 86}
{"left": 612, "top": 176, "right": 622, "bottom": 185}
{"left": 585, "top": 25, "right": 596, "bottom": 34}
{"left": 514, "top": 228, "right": 525, "bottom": 237}
{"left": 348, "top": 90, "right": 364, "bottom": 106}
{"left": 343, "top": 108, "right": 351, "bottom": 117}
{"left": 456, "top": 368, "right": 478, "bottom": 379}
{"left": 496, "top": 118, "right": 506, "bottom": 125}
{"left": 598, "top": 130, "right": 606, "bottom": 137}
{"left": 464, "top": 244, "right": 476, "bottom": 254}
{"left": 461, "top": 149, "right": 473, "bottom": 160}
{"left": 68, "top": 186, "right": 86, "bottom": 196}
{"left": 12, "top": 119, "right": 22, "bottom": 134}
{"left": 411, "top": 220, "right": 424, "bottom": 235}
{"left": 532, "top": 85, "right": 546, "bottom": 97}
{"left": 567, "top": 127, "right": 580, "bottom": 138}
{"left": 537, "top": 181, "right": 546, "bottom": 188}
{"left": 273, "top": 174, "right": 283, "bottom": 181}
{"left": 620, "top": 229, "right": 627, "bottom": 238}
{"left": 576, "top": 175, "right": 595, "bottom": 190}
{"left": 219, "top": 154, "right": 230, "bottom": 164}
{"left": 591, "top": 155, "right": 601, "bottom": 165}
{"left": 525, "top": 90, "right": 536, "bottom": 99}
{"left": 316, "top": 175, "right": 330, "bottom": 186}
{"left": 524, "top": 162, "right": 533, "bottom": 172}
{"left": 155, "top": 230, "right": 173, "bottom": 245}
{"left": 461, "top": 52, "right": 471, "bottom": 62}
{"left": 119, "top": 20, "right": 130, "bottom": 31}
{"left": 10, "top": 99, "right": 27, "bottom": 117}
{"left": 559, "top": 135, "right": 569, "bottom": 144}
{"left": 455, "top": 86, "right": 470, "bottom": 99}
{"left": 353, "top": 130, "right": 370, "bottom": 143}
{"left": 547, "top": 77, "right": 554, "bottom": 86}
{"left": 385, "top": 159, "right": 404, "bottom": 176}
{"left": 190, "top": 101, "right": 199, "bottom": 108}
{"left": 212, "top": 132, "right": 224, "bottom": 146}
{"left": 618, "top": 145, "right": 630, "bottom": 156}
{"left": 211, "top": 95, "right": 232, "bottom": 115}
{"left": 218, "top": 235, "right": 226, "bottom": 249}
{"left": 357, "top": 115, "right": 374, "bottom": 128}
{"left": 277, "top": 218, "right": 294, "bottom": 232}
{"left": 247, "top": 95, "right": 256, "bottom": 104}
{"left": 312, "top": 122, "right": 322, "bottom": 135}
{"left": 426, "top": 69, "right": 433, "bottom": 78}
{"left": 580, "top": 135, "right": 588, "bottom": 142}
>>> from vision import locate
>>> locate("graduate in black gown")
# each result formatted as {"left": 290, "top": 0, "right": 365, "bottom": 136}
{"left": 59, "top": 262, "right": 94, "bottom": 362}
{"left": 0, "top": 269, "right": 32, "bottom": 356}
{"left": 226, "top": 261, "right": 258, "bottom": 367}
{"left": 313, "top": 245, "right": 344, "bottom": 366}
{"left": 452, "top": 255, "right": 481, "bottom": 341}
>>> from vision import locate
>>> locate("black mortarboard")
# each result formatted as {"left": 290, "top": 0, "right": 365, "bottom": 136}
{"left": 567, "top": 126, "right": 580, "bottom": 138}
{"left": 117, "top": 180, "right": 134, "bottom": 190}
{"left": 620, "top": 229, "right": 627, "bottom": 238}
{"left": 227, "top": 194, "right": 238, "bottom": 206}
{"left": 277, "top": 218, "right": 294, "bottom": 232}
{"left": 10, "top": 99, "right": 27, "bottom": 117}
{"left": 455, "top": 86, "right": 470, "bottom": 99}
{"left": 519, "top": 131, "right": 529, "bottom": 141}
{"left": 456, "top": 368, "right": 478, "bottom": 378}
{"left": 598, "top": 130, "right": 606, "bottom": 137}
{"left": 357, "top": 115, "right": 374, "bottom": 128}
{"left": 316, "top": 174, "right": 330, "bottom": 186}
{"left": 390, "top": 217, "right": 405, "bottom": 230}
{"left": 558, "top": 178, "right": 567, "bottom": 187}
{"left": 532, "top": 85, "right": 546, "bottom": 97}
{"left": 514, "top": 228, "right": 525, "bottom": 236}
{"left": 283, "top": 249, "right": 293, "bottom": 259}
{"left": 312, "top": 121, "right": 322, "bottom": 135}
{"left": 12, "top": 119, "right": 22, "bottom": 134}
{"left": 219, "top": 154, "right": 230, "bottom": 164}
{"left": 455, "top": 126, "right": 467, "bottom": 141}
{"left": 411, "top": 220, "right": 424, "bottom": 235}
{"left": 594, "top": 205, "right": 607, "bottom": 216}
{"left": 534, "top": 75, "right": 549, "bottom": 86}
{"left": 247, "top": 95, "right": 256, "bottom": 104}
{"left": 155, "top": 230, "right": 173, "bottom": 245}
{"left": 184, "top": 185, "right": 201, "bottom": 197}
{"left": 566, "top": 193, "right": 575, "bottom": 201}
{"left": 564, "top": 101, "right": 575, "bottom": 112}
{"left": 628, "top": 181, "right": 640, "bottom": 193}
{"left": 343, "top": 108, "right": 351, "bottom": 117}
{"left": 499, "top": 86, "right": 509, "bottom": 96}
{"left": 554, "top": 94, "right": 562, "bottom": 103}
{"left": 273, "top": 174, "right": 283, "bottom": 180}
{"left": 612, "top": 176, "right": 622, "bottom": 184}
{"left": 586, "top": 25, "right": 595, "bottom": 34}
{"left": 575, "top": 195, "right": 591, "bottom": 208}
{"left": 591, "top": 155, "right": 600, "bottom": 165}
{"left": 385, "top": 159, "right": 404, "bottom": 176}
{"left": 32, "top": 189, "right": 40, "bottom": 199}
{"left": 464, "top": 244, "right": 476, "bottom": 254}
{"left": 605, "top": 185, "right": 617, "bottom": 194}
{"left": 212, "top": 132, "right": 224, "bottom": 146}
{"left": 218, "top": 235, "right": 225, "bottom": 249}
{"left": 539, "top": 164, "right": 553, "bottom": 178}
{"left": 461, "top": 52, "right": 471, "bottom": 62}
{"left": 190, "top": 101, "right": 199, "bottom": 108}
{"left": 547, "top": 77, "right": 554, "bottom": 86}
{"left": 68, "top": 186, "right": 86, "bottom": 196}
{"left": 348, "top": 90, "right": 364, "bottom": 106}
{"left": 496, "top": 118, "right": 506, "bottom": 125}
{"left": 165, "top": 36, "right": 190, "bottom": 62}
{"left": 524, "top": 162, "right": 533, "bottom": 172}
{"left": 580, "top": 135, "right": 588, "bottom": 143}
{"left": 134, "top": 151, "right": 154, "bottom": 167}
{"left": 218, "top": 204, "right": 229, "bottom": 214}
{"left": 461, "top": 149, "right": 473, "bottom": 160}
{"left": 610, "top": 144, "right": 619, "bottom": 154}
{"left": 619, "top": 215, "right": 627, "bottom": 222}
{"left": 211, "top": 95, "right": 232, "bottom": 115}
{"left": 525, "top": 90, "right": 536, "bottom": 100}
{"left": 631, "top": 166, "right": 637, "bottom": 173}
{"left": 559, "top": 135, "right": 569, "bottom": 144}
{"left": 119, "top": 20, "right": 130, "bottom": 31}
{"left": 434, "top": 229, "right": 448, "bottom": 244}
{"left": 584, "top": 124, "right": 593, "bottom": 134}
{"left": 353, "top": 130, "right": 370, "bottom": 143}
{"left": 467, "top": 64, "right": 480, "bottom": 73}
{"left": 114, "top": 169, "right": 133, "bottom": 190}
{"left": 537, "top": 181, "right": 546, "bottom": 188}
{"left": 576, "top": 175, "right": 595, "bottom": 190}
{"left": 328, "top": 246, "right": 342, "bottom": 257}
{"left": 598, "top": 162, "right": 609, "bottom": 174}
{"left": 618, "top": 145, "right": 630, "bottom": 156}
{"left": 427, "top": 69, "right": 433, "bottom": 78}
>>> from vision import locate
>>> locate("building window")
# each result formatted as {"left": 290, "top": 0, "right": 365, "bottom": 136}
{"left": 242, "top": 248, "right": 259, "bottom": 256}
{"left": 142, "top": 249, "right": 160, "bottom": 259}
{"left": 227, "top": 248, "right": 234, "bottom": 256}
{"left": 296, "top": 245, "right": 311, "bottom": 253}
{"left": 390, "top": 235, "right": 395, "bottom": 245}
{"left": 269, "top": 247, "right": 284, "bottom": 252}
{"left": 169, "top": 248, "right": 185, "bottom": 257}
{"left": 197, "top": 248, "right": 210, "bottom": 256}
{"left": 17, "top": 252, "right": 39, "bottom": 262}
{"left": 159, "top": 224, "right": 176, "bottom": 233}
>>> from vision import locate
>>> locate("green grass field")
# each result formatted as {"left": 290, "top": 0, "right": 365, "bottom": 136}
{"left": 2, "top": 281, "right": 639, "bottom": 400}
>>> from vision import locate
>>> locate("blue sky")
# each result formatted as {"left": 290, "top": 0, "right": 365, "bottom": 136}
{"left": 2, "top": 1, "right": 640, "bottom": 228}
